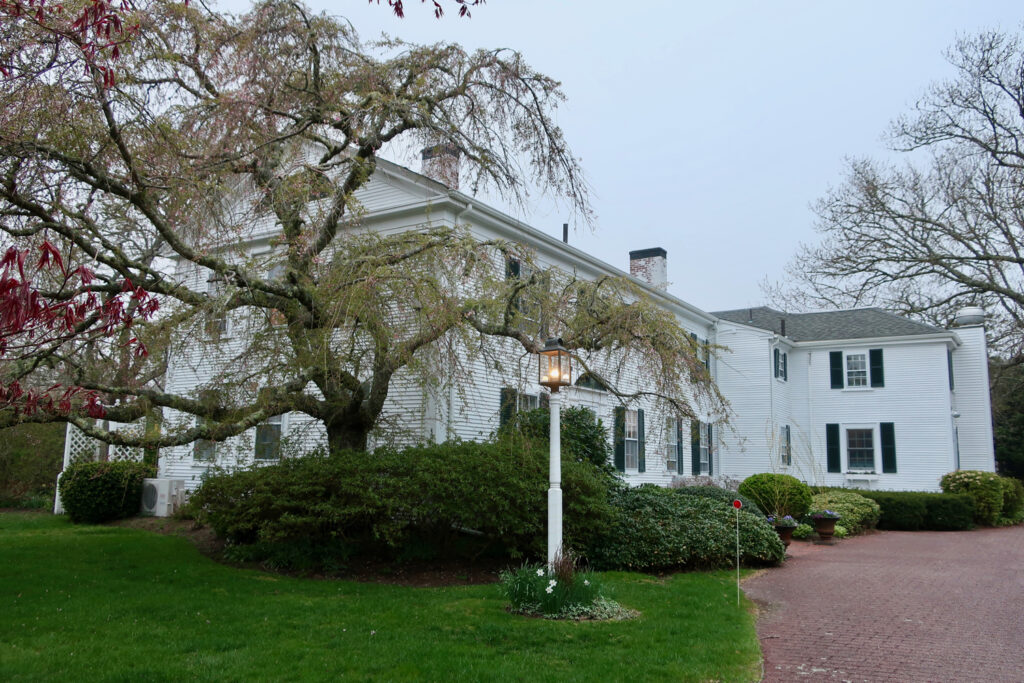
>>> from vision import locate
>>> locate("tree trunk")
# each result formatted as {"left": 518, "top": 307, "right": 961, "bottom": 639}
{"left": 325, "top": 421, "right": 370, "bottom": 453}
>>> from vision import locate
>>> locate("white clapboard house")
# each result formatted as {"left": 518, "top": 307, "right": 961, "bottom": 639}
{"left": 60, "top": 154, "right": 996, "bottom": 499}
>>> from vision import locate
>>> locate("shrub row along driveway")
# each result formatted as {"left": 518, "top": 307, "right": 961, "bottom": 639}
{"left": 743, "top": 526, "right": 1024, "bottom": 682}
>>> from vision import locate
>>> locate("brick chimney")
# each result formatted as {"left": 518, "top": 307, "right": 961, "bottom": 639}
{"left": 629, "top": 248, "right": 668, "bottom": 290}
{"left": 420, "top": 144, "right": 461, "bottom": 189}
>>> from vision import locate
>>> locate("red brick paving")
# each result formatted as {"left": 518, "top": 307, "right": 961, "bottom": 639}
{"left": 742, "top": 526, "right": 1024, "bottom": 682}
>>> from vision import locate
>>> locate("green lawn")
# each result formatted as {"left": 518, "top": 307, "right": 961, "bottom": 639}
{"left": 0, "top": 513, "right": 762, "bottom": 682}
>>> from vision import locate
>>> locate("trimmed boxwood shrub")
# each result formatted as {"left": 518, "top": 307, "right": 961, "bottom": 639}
{"left": 940, "top": 470, "right": 1004, "bottom": 526}
{"left": 191, "top": 440, "right": 612, "bottom": 570}
{"left": 59, "top": 460, "right": 154, "bottom": 523}
{"left": 671, "top": 484, "right": 764, "bottom": 516}
{"left": 809, "top": 491, "right": 880, "bottom": 535}
{"left": 588, "top": 485, "right": 784, "bottom": 571}
{"left": 738, "top": 473, "right": 812, "bottom": 518}
{"left": 856, "top": 490, "right": 974, "bottom": 531}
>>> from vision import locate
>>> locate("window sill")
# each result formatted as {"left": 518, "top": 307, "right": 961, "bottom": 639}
{"left": 845, "top": 472, "right": 879, "bottom": 481}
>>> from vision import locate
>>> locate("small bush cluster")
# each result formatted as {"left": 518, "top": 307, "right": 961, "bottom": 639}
{"left": 737, "top": 473, "right": 812, "bottom": 518}
{"left": 500, "top": 552, "right": 632, "bottom": 620}
{"left": 58, "top": 460, "right": 155, "bottom": 523}
{"left": 855, "top": 490, "right": 974, "bottom": 531}
{"left": 588, "top": 485, "right": 784, "bottom": 571}
{"left": 809, "top": 491, "right": 880, "bottom": 535}
{"left": 792, "top": 523, "right": 813, "bottom": 539}
{"left": 191, "top": 440, "right": 612, "bottom": 570}
{"left": 670, "top": 483, "right": 764, "bottom": 516}
{"left": 940, "top": 470, "right": 1006, "bottom": 526}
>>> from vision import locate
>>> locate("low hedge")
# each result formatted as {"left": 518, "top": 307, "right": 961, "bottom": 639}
{"left": 191, "top": 440, "right": 612, "bottom": 570}
{"left": 808, "top": 491, "right": 880, "bottom": 535}
{"left": 58, "top": 460, "right": 155, "bottom": 523}
{"left": 940, "top": 470, "right": 1004, "bottom": 525}
{"left": 588, "top": 485, "right": 784, "bottom": 571}
{"left": 855, "top": 490, "right": 974, "bottom": 531}
{"left": 738, "top": 473, "right": 812, "bottom": 518}
{"left": 671, "top": 484, "right": 764, "bottom": 517}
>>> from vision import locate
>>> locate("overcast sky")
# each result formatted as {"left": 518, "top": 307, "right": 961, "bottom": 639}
{"left": 223, "top": 1, "right": 1023, "bottom": 312}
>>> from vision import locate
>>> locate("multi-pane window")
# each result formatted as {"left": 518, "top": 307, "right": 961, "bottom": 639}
{"left": 846, "top": 353, "right": 867, "bottom": 387}
{"left": 506, "top": 258, "right": 547, "bottom": 339}
{"left": 193, "top": 417, "right": 216, "bottom": 462}
{"left": 780, "top": 424, "right": 792, "bottom": 466}
{"left": 846, "top": 428, "right": 874, "bottom": 470}
{"left": 255, "top": 415, "right": 282, "bottom": 460}
{"left": 205, "top": 276, "right": 228, "bottom": 338}
{"left": 624, "top": 409, "right": 639, "bottom": 470}
{"left": 517, "top": 393, "right": 540, "bottom": 412}
{"left": 665, "top": 417, "right": 679, "bottom": 473}
{"left": 699, "top": 423, "right": 710, "bottom": 475}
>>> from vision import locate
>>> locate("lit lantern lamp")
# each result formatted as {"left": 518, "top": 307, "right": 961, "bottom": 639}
{"left": 538, "top": 337, "right": 572, "bottom": 392}
{"left": 538, "top": 337, "right": 572, "bottom": 567}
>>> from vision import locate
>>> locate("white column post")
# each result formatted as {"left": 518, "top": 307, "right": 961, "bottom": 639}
{"left": 547, "top": 389, "right": 563, "bottom": 567}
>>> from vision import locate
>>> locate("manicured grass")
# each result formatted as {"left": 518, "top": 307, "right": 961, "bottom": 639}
{"left": 0, "top": 513, "right": 762, "bottom": 682}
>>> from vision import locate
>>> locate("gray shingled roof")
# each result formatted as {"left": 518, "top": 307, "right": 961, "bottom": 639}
{"left": 711, "top": 306, "right": 947, "bottom": 341}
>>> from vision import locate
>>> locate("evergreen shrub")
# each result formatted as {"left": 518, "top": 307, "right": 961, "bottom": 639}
{"left": 856, "top": 490, "right": 974, "bottom": 531}
{"left": 998, "top": 476, "right": 1024, "bottom": 521}
{"left": 940, "top": 470, "right": 1004, "bottom": 526}
{"left": 191, "top": 440, "right": 612, "bottom": 570}
{"left": 58, "top": 460, "right": 154, "bottom": 523}
{"left": 588, "top": 485, "right": 784, "bottom": 571}
{"left": 670, "top": 484, "right": 764, "bottom": 516}
{"left": 737, "top": 473, "right": 812, "bottom": 518}
{"left": 809, "top": 491, "right": 880, "bottom": 534}
{"left": 500, "top": 405, "right": 613, "bottom": 472}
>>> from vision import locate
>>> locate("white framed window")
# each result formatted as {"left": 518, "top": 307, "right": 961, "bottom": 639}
{"left": 624, "top": 409, "right": 639, "bottom": 470}
{"left": 205, "top": 276, "right": 229, "bottom": 338}
{"left": 846, "top": 427, "right": 875, "bottom": 471}
{"left": 699, "top": 423, "right": 710, "bottom": 475}
{"left": 193, "top": 417, "right": 216, "bottom": 462}
{"left": 846, "top": 353, "right": 868, "bottom": 387}
{"left": 506, "top": 257, "right": 547, "bottom": 339}
{"left": 517, "top": 393, "right": 540, "bottom": 412}
{"left": 774, "top": 348, "right": 788, "bottom": 381}
{"left": 255, "top": 414, "right": 283, "bottom": 461}
{"left": 665, "top": 416, "right": 679, "bottom": 473}
{"left": 780, "top": 424, "right": 791, "bottom": 466}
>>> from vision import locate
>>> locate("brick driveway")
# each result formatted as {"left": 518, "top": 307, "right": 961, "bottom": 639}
{"left": 742, "top": 526, "right": 1024, "bottom": 682}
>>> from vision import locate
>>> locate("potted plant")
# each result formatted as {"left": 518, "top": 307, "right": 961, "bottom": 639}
{"left": 767, "top": 514, "right": 798, "bottom": 548}
{"left": 810, "top": 509, "right": 841, "bottom": 543}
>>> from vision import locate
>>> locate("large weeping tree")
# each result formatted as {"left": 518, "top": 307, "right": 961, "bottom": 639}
{"left": 770, "top": 30, "right": 1024, "bottom": 364}
{"left": 0, "top": 0, "right": 721, "bottom": 452}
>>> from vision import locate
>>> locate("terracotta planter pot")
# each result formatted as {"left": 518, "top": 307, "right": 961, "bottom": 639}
{"left": 774, "top": 525, "right": 795, "bottom": 548}
{"left": 813, "top": 517, "right": 838, "bottom": 544}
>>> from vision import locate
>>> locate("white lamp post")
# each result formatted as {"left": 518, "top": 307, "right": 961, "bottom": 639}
{"left": 538, "top": 337, "right": 571, "bottom": 566}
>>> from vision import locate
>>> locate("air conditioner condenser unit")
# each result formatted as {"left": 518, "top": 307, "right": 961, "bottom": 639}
{"left": 140, "top": 478, "right": 185, "bottom": 517}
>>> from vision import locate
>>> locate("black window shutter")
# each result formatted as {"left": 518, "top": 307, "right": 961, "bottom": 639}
{"left": 505, "top": 258, "right": 520, "bottom": 280}
{"left": 774, "top": 348, "right": 780, "bottom": 378}
{"left": 782, "top": 353, "right": 788, "bottom": 381}
{"left": 676, "top": 419, "right": 684, "bottom": 474}
{"left": 613, "top": 407, "right": 626, "bottom": 472}
{"left": 947, "top": 349, "right": 955, "bottom": 391}
{"left": 870, "top": 348, "right": 884, "bottom": 387}
{"left": 880, "top": 422, "right": 897, "bottom": 473}
{"left": 499, "top": 388, "right": 516, "bottom": 429}
{"left": 826, "top": 423, "right": 841, "bottom": 473}
{"left": 637, "top": 409, "right": 646, "bottom": 473}
{"left": 829, "top": 351, "right": 844, "bottom": 389}
{"left": 539, "top": 392, "right": 550, "bottom": 410}
{"left": 707, "top": 423, "right": 713, "bottom": 475}
{"left": 690, "top": 419, "right": 701, "bottom": 475}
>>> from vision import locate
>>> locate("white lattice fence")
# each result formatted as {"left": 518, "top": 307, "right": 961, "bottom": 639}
{"left": 56, "top": 421, "right": 147, "bottom": 514}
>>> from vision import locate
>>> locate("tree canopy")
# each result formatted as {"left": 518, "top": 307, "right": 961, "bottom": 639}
{"left": 770, "top": 30, "right": 1024, "bottom": 362}
{"left": 0, "top": 0, "right": 720, "bottom": 452}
